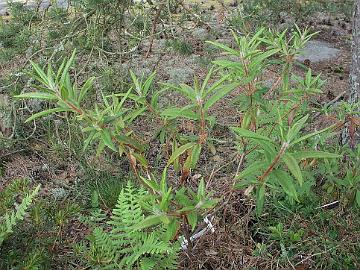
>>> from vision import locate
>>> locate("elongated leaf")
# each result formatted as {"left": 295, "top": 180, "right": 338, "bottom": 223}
{"left": 30, "top": 61, "right": 49, "bottom": 85}
{"left": 140, "top": 176, "right": 159, "bottom": 192}
{"left": 60, "top": 50, "right": 76, "bottom": 85}
{"left": 163, "top": 84, "right": 196, "bottom": 102}
{"left": 272, "top": 169, "right": 298, "bottom": 201}
{"left": 161, "top": 107, "right": 199, "bottom": 120}
{"left": 282, "top": 153, "right": 303, "bottom": 186}
{"left": 204, "top": 83, "right": 237, "bottom": 110}
{"left": 131, "top": 215, "right": 164, "bottom": 231}
{"left": 130, "top": 70, "right": 141, "bottom": 95}
{"left": 256, "top": 140, "right": 277, "bottom": 163}
{"left": 101, "top": 129, "right": 117, "bottom": 152}
{"left": 293, "top": 151, "right": 341, "bottom": 160}
{"left": 287, "top": 115, "right": 309, "bottom": 142}
{"left": 78, "top": 77, "right": 95, "bottom": 103}
{"left": 201, "top": 67, "right": 215, "bottom": 95}
{"left": 187, "top": 212, "right": 198, "bottom": 231}
{"left": 197, "top": 178, "right": 205, "bottom": 199}
{"left": 290, "top": 124, "right": 336, "bottom": 147}
{"left": 190, "top": 144, "right": 202, "bottom": 169}
{"left": 256, "top": 184, "right": 266, "bottom": 216}
{"left": 356, "top": 190, "right": 360, "bottom": 207}
{"left": 83, "top": 130, "right": 97, "bottom": 151}
{"left": 235, "top": 161, "right": 267, "bottom": 179}
{"left": 165, "top": 219, "right": 179, "bottom": 241}
{"left": 15, "top": 92, "right": 57, "bottom": 100}
{"left": 25, "top": 107, "right": 70, "bottom": 123}
{"left": 160, "top": 168, "right": 168, "bottom": 194}
{"left": 167, "top": 142, "right": 196, "bottom": 166}
{"left": 142, "top": 72, "right": 156, "bottom": 96}
{"left": 212, "top": 60, "right": 242, "bottom": 70}
{"left": 231, "top": 127, "right": 273, "bottom": 143}
{"left": 131, "top": 152, "right": 148, "bottom": 168}
{"left": 206, "top": 41, "right": 240, "bottom": 56}
{"left": 116, "top": 134, "right": 145, "bottom": 152}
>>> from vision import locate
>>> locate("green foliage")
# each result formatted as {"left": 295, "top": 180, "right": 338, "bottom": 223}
{"left": 208, "top": 28, "right": 341, "bottom": 215}
{"left": 166, "top": 38, "right": 194, "bottom": 55}
{"left": 158, "top": 67, "right": 237, "bottom": 176}
{"left": 16, "top": 52, "right": 151, "bottom": 173}
{"left": 0, "top": 182, "right": 40, "bottom": 246}
{"left": 139, "top": 169, "right": 217, "bottom": 235}
{"left": 80, "top": 182, "right": 179, "bottom": 270}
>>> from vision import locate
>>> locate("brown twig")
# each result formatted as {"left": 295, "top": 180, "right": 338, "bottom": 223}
{"left": 145, "top": 2, "right": 165, "bottom": 58}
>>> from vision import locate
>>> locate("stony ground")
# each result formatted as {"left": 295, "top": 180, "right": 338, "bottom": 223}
{"left": 0, "top": 2, "right": 357, "bottom": 269}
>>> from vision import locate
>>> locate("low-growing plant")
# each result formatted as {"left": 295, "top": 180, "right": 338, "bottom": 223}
{"left": 0, "top": 181, "right": 40, "bottom": 246}
{"left": 207, "top": 27, "right": 341, "bottom": 215}
{"left": 16, "top": 51, "right": 151, "bottom": 176}
{"left": 159, "top": 67, "right": 238, "bottom": 182}
{"left": 78, "top": 181, "right": 179, "bottom": 269}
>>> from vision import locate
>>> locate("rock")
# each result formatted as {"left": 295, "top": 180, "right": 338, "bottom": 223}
{"left": 192, "top": 27, "right": 209, "bottom": 41}
{"left": 0, "top": 94, "right": 12, "bottom": 137}
{"left": 166, "top": 67, "right": 194, "bottom": 84}
{"left": 51, "top": 187, "right": 68, "bottom": 200}
{"left": 296, "top": 40, "right": 341, "bottom": 63}
{"left": 278, "top": 12, "right": 296, "bottom": 31}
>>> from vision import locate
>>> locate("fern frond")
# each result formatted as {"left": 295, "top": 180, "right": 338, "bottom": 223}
{"left": 0, "top": 184, "right": 40, "bottom": 246}
{"left": 84, "top": 182, "right": 178, "bottom": 270}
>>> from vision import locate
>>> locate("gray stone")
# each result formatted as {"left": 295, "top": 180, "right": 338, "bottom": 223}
{"left": 0, "top": 94, "right": 12, "bottom": 137}
{"left": 167, "top": 67, "right": 194, "bottom": 84}
{"left": 192, "top": 27, "right": 209, "bottom": 41}
{"left": 296, "top": 40, "right": 341, "bottom": 63}
{"left": 51, "top": 187, "right": 68, "bottom": 200}
{"left": 0, "top": 0, "right": 69, "bottom": 15}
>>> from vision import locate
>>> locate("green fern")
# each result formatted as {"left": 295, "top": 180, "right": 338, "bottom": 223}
{"left": 83, "top": 182, "right": 179, "bottom": 270}
{"left": 0, "top": 184, "right": 40, "bottom": 246}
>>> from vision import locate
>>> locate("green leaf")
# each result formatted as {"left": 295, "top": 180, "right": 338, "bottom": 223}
{"left": 190, "top": 144, "right": 202, "bottom": 169}
{"left": 235, "top": 161, "right": 267, "bottom": 180}
{"left": 167, "top": 142, "right": 196, "bottom": 166}
{"left": 30, "top": 61, "right": 49, "bottom": 85}
{"left": 356, "top": 190, "right": 360, "bottom": 207}
{"left": 160, "top": 168, "right": 168, "bottom": 194}
{"left": 290, "top": 124, "right": 336, "bottom": 147}
{"left": 140, "top": 176, "right": 159, "bottom": 192}
{"left": 256, "top": 184, "right": 266, "bottom": 217}
{"left": 165, "top": 219, "right": 179, "bottom": 241}
{"left": 294, "top": 151, "right": 341, "bottom": 160}
{"left": 161, "top": 107, "right": 199, "bottom": 120}
{"left": 282, "top": 153, "right": 303, "bottom": 186}
{"left": 272, "top": 170, "right": 298, "bottom": 201}
{"left": 231, "top": 127, "right": 273, "bottom": 143}
{"left": 257, "top": 140, "right": 277, "bottom": 163}
{"left": 187, "top": 212, "right": 198, "bottom": 231}
{"left": 206, "top": 41, "right": 240, "bottom": 56}
{"left": 142, "top": 72, "right": 156, "bottom": 96}
{"left": 131, "top": 152, "right": 148, "bottom": 168}
{"left": 116, "top": 134, "right": 145, "bottom": 152}
{"left": 101, "top": 129, "right": 117, "bottom": 152}
{"left": 287, "top": 115, "right": 309, "bottom": 142}
{"left": 211, "top": 60, "right": 242, "bottom": 70}
{"left": 25, "top": 107, "right": 69, "bottom": 123}
{"left": 60, "top": 49, "right": 76, "bottom": 85}
{"left": 204, "top": 83, "right": 237, "bottom": 110}
{"left": 78, "top": 77, "right": 95, "bottom": 103}
{"left": 131, "top": 215, "right": 164, "bottom": 231}
{"left": 201, "top": 67, "right": 215, "bottom": 95}
{"left": 83, "top": 130, "right": 97, "bottom": 151}
{"left": 164, "top": 83, "right": 196, "bottom": 102}
{"left": 15, "top": 92, "right": 57, "bottom": 100}
{"left": 197, "top": 178, "right": 205, "bottom": 199}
